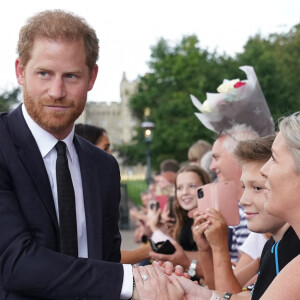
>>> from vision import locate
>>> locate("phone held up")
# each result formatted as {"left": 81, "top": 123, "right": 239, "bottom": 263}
{"left": 197, "top": 181, "right": 240, "bottom": 226}
{"left": 149, "top": 201, "right": 160, "bottom": 210}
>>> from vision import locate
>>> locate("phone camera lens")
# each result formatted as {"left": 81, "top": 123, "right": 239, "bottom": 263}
{"left": 198, "top": 188, "right": 204, "bottom": 198}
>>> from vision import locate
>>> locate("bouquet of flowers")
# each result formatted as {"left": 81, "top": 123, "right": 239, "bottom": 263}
{"left": 191, "top": 66, "right": 274, "bottom": 136}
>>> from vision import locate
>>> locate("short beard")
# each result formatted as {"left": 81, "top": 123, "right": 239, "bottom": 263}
{"left": 23, "top": 84, "right": 86, "bottom": 136}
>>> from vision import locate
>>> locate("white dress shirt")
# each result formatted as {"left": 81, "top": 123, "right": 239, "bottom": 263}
{"left": 22, "top": 104, "right": 132, "bottom": 299}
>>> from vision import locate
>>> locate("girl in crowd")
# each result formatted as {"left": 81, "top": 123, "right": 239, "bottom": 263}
{"left": 174, "top": 165, "right": 211, "bottom": 251}
{"left": 148, "top": 164, "right": 211, "bottom": 277}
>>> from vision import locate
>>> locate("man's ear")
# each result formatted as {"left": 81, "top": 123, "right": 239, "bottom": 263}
{"left": 15, "top": 58, "right": 25, "bottom": 85}
{"left": 87, "top": 64, "right": 98, "bottom": 91}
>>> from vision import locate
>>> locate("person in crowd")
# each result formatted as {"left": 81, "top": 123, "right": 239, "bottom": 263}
{"left": 148, "top": 165, "right": 211, "bottom": 278}
{"left": 188, "top": 139, "right": 212, "bottom": 166}
{"left": 0, "top": 9, "right": 138, "bottom": 299}
{"left": 75, "top": 123, "right": 110, "bottom": 153}
{"left": 257, "top": 111, "right": 300, "bottom": 299}
{"left": 132, "top": 159, "right": 180, "bottom": 244}
{"left": 210, "top": 124, "right": 258, "bottom": 263}
{"left": 148, "top": 159, "right": 180, "bottom": 239}
{"left": 153, "top": 159, "right": 180, "bottom": 197}
{"left": 160, "top": 159, "right": 180, "bottom": 184}
{"left": 200, "top": 150, "right": 217, "bottom": 181}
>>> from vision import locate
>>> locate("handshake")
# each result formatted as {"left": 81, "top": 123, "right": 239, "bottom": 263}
{"left": 131, "top": 261, "right": 224, "bottom": 300}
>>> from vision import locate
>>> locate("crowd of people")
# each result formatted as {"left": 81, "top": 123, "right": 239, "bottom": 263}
{"left": 133, "top": 112, "right": 300, "bottom": 300}
{"left": 0, "top": 7, "right": 299, "bottom": 300}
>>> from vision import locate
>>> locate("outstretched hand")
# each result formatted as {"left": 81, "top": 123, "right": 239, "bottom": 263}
{"left": 176, "top": 275, "right": 214, "bottom": 300}
{"left": 158, "top": 261, "right": 190, "bottom": 279}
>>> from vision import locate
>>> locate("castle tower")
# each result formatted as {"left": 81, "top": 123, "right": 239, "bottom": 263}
{"left": 120, "top": 72, "right": 138, "bottom": 144}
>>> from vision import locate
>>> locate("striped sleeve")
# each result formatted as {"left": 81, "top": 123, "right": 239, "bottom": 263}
{"left": 228, "top": 205, "right": 250, "bottom": 262}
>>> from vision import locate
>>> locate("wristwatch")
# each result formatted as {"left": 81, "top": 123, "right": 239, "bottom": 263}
{"left": 187, "top": 259, "right": 197, "bottom": 277}
{"left": 223, "top": 292, "right": 233, "bottom": 299}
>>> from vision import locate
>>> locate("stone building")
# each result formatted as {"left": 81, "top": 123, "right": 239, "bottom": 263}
{"left": 76, "top": 73, "right": 146, "bottom": 180}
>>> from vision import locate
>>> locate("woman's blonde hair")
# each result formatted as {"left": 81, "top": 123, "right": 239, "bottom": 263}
{"left": 279, "top": 112, "right": 300, "bottom": 173}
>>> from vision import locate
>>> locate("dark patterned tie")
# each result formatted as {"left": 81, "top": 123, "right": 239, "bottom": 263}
{"left": 55, "top": 141, "right": 78, "bottom": 257}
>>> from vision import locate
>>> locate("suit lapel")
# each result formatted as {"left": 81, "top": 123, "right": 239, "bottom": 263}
{"left": 74, "top": 137, "right": 103, "bottom": 259}
{"left": 6, "top": 106, "right": 59, "bottom": 232}
{"left": 6, "top": 106, "right": 105, "bottom": 258}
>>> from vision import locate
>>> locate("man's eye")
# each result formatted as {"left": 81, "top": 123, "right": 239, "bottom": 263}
{"left": 66, "top": 74, "right": 75, "bottom": 79}
{"left": 40, "top": 72, "right": 47, "bottom": 76}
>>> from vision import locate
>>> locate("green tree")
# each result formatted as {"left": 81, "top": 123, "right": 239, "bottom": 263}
{"left": 0, "top": 87, "right": 21, "bottom": 112}
{"left": 237, "top": 24, "right": 300, "bottom": 121}
{"left": 271, "top": 24, "right": 300, "bottom": 116}
{"left": 119, "top": 36, "right": 238, "bottom": 169}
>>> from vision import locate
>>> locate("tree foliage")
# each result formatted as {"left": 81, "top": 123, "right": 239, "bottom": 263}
{"left": 119, "top": 35, "right": 242, "bottom": 169}
{"left": 238, "top": 25, "right": 300, "bottom": 121}
{"left": 0, "top": 87, "right": 21, "bottom": 112}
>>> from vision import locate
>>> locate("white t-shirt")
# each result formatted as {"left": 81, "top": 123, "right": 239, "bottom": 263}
{"left": 239, "top": 232, "right": 268, "bottom": 260}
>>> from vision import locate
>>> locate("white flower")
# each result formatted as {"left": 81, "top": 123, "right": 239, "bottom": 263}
{"left": 200, "top": 100, "right": 213, "bottom": 113}
{"left": 217, "top": 79, "right": 240, "bottom": 94}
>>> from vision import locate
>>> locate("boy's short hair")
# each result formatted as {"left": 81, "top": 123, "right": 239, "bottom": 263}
{"left": 234, "top": 135, "right": 275, "bottom": 164}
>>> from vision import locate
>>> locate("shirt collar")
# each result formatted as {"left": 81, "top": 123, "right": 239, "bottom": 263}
{"left": 22, "top": 104, "right": 76, "bottom": 162}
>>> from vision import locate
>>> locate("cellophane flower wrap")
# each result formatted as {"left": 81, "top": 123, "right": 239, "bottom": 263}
{"left": 190, "top": 66, "right": 274, "bottom": 136}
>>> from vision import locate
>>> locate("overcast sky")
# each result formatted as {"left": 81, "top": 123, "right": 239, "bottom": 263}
{"left": 1, "top": 0, "right": 299, "bottom": 103}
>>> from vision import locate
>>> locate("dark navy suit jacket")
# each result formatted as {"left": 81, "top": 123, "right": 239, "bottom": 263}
{"left": 0, "top": 105, "right": 123, "bottom": 299}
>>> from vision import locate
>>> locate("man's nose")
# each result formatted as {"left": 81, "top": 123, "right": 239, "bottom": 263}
{"left": 48, "top": 77, "right": 66, "bottom": 99}
{"left": 210, "top": 160, "right": 216, "bottom": 171}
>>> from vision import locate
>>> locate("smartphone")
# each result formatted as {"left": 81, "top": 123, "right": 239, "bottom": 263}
{"left": 168, "top": 195, "right": 176, "bottom": 223}
{"left": 197, "top": 181, "right": 240, "bottom": 226}
{"left": 149, "top": 239, "right": 176, "bottom": 254}
{"left": 150, "top": 201, "right": 160, "bottom": 210}
{"left": 155, "top": 195, "right": 168, "bottom": 211}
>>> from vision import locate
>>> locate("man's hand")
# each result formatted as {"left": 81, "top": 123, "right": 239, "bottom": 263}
{"left": 133, "top": 264, "right": 185, "bottom": 300}
{"left": 155, "top": 261, "right": 215, "bottom": 300}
